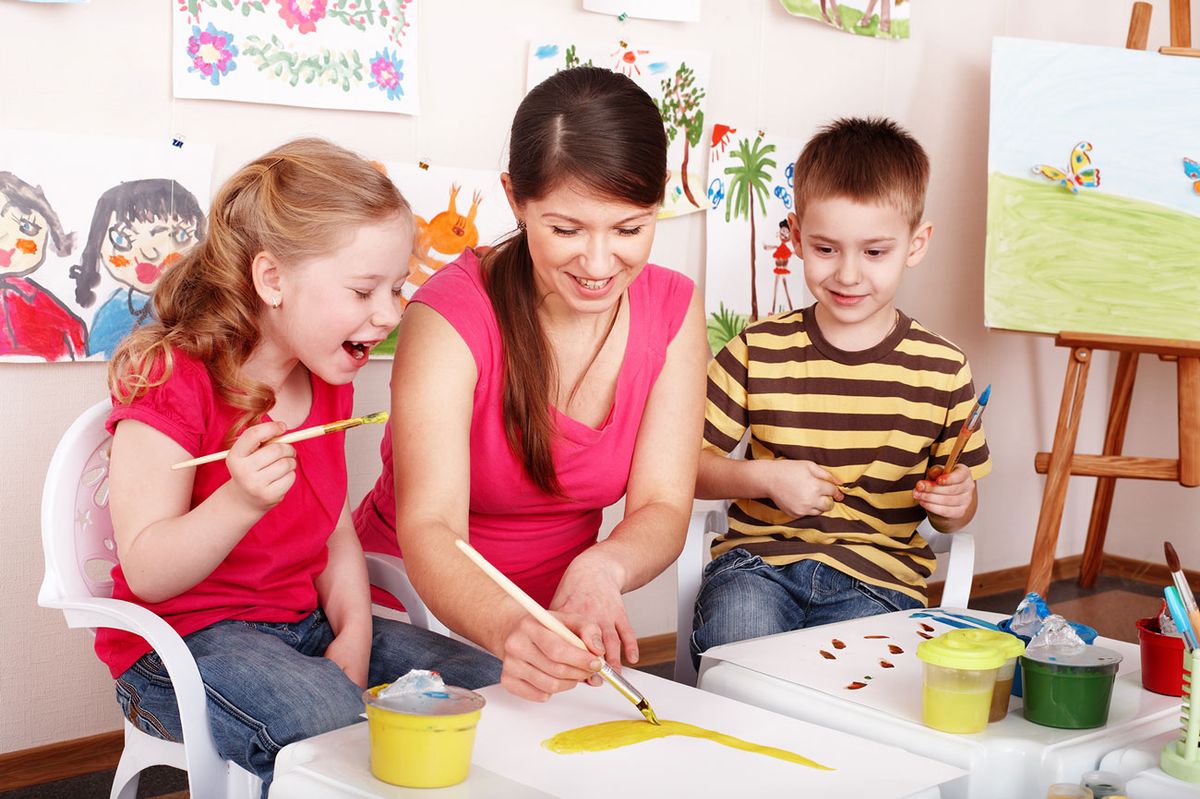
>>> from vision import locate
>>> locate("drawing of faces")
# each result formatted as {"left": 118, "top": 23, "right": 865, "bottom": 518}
{"left": 0, "top": 190, "right": 50, "bottom": 275}
{"left": 100, "top": 212, "right": 199, "bottom": 293}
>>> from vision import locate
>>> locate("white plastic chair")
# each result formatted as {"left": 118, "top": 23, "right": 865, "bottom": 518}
{"left": 673, "top": 502, "right": 975, "bottom": 686}
{"left": 37, "top": 401, "right": 428, "bottom": 799}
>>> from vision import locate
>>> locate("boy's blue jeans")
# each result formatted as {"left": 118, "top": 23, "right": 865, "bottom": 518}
{"left": 114, "top": 610, "right": 501, "bottom": 798}
{"left": 690, "top": 548, "right": 924, "bottom": 668}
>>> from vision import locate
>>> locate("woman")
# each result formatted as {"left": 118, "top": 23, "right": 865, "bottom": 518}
{"left": 355, "top": 66, "right": 706, "bottom": 702}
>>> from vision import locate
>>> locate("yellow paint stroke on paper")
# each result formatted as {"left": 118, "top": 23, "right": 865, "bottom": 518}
{"left": 542, "top": 719, "right": 833, "bottom": 771}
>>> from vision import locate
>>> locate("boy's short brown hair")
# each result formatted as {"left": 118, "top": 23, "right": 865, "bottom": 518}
{"left": 792, "top": 117, "right": 929, "bottom": 230}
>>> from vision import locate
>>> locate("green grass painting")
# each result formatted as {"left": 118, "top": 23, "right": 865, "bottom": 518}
{"left": 777, "top": 0, "right": 910, "bottom": 39}
{"left": 984, "top": 172, "right": 1200, "bottom": 340}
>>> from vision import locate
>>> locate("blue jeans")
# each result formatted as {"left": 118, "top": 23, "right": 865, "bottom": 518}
{"left": 114, "top": 610, "right": 501, "bottom": 798}
{"left": 690, "top": 549, "right": 923, "bottom": 667}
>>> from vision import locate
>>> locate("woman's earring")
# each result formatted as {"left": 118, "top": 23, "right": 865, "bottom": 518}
{"left": 516, "top": 219, "right": 527, "bottom": 232}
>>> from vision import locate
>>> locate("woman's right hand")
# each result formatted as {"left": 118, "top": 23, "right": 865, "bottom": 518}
{"left": 498, "top": 611, "right": 606, "bottom": 702}
{"left": 762, "top": 459, "right": 844, "bottom": 517}
{"left": 226, "top": 421, "right": 297, "bottom": 511}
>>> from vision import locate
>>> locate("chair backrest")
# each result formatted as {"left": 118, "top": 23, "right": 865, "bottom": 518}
{"left": 39, "top": 400, "right": 118, "bottom": 609}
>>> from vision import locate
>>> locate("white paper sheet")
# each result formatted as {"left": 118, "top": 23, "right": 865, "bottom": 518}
{"left": 704, "top": 123, "right": 813, "bottom": 353}
{"left": 173, "top": 0, "right": 419, "bottom": 115}
{"left": 526, "top": 40, "right": 711, "bottom": 220}
{"left": 471, "top": 669, "right": 963, "bottom": 798}
{"left": 0, "top": 130, "right": 214, "bottom": 363}
{"left": 582, "top": 0, "right": 700, "bottom": 22}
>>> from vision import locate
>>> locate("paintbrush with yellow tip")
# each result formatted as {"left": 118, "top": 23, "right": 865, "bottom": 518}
{"left": 170, "top": 411, "right": 389, "bottom": 470}
{"left": 454, "top": 538, "right": 661, "bottom": 725}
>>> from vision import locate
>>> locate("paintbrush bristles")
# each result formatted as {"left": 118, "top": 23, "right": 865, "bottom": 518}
{"left": 1166, "top": 541, "right": 1182, "bottom": 573}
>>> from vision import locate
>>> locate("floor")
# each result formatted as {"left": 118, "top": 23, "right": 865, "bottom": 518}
{"left": 1, "top": 574, "right": 1169, "bottom": 798}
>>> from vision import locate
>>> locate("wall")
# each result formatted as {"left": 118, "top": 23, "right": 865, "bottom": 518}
{"left": 3, "top": 0, "right": 1197, "bottom": 753}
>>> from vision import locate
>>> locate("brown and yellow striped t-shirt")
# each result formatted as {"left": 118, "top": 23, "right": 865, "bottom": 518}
{"left": 704, "top": 304, "right": 991, "bottom": 603}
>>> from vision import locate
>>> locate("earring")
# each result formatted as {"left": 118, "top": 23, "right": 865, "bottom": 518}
{"left": 516, "top": 219, "right": 527, "bottom": 232}
{"left": 271, "top": 296, "right": 281, "bottom": 309}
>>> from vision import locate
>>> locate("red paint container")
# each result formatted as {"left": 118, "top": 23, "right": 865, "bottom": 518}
{"left": 1136, "top": 616, "right": 1185, "bottom": 696}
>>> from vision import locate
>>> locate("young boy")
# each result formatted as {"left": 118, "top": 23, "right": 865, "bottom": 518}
{"left": 691, "top": 117, "right": 990, "bottom": 664}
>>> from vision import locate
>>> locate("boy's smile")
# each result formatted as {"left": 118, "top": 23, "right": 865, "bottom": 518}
{"left": 789, "top": 195, "right": 931, "bottom": 352}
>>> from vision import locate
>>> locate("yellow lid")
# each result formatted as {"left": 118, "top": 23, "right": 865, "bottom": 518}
{"left": 944, "top": 628, "right": 1026, "bottom": 660}
{"left": 917, "top": 629, "right": 1009, "bottom": 670}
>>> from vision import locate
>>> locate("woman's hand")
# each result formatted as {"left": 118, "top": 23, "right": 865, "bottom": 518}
{"left": 762, "top": 459, "right": 844, "bottom": 517}
{"left": 499, "top": 611, "right": 605, "bottom": 702}
{"left": 549, "top": 550, "right": 636, "bottom": 668}
{"left": 915, "top": 464, "right": 976, "bottom": 523}
{"left": 225, "top": 421, "right": 297, "bottom": 511}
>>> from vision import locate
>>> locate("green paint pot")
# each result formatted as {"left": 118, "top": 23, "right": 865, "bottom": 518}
{"left": 1020, "top": 645, "right": 1122, "bottom": 729}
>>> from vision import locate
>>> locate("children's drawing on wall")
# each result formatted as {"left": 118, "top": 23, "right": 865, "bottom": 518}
{"left": 985, "top": 37, "right": 1200, "bottom": 341}
{"left": 0, "top": 130, "right": 214, "bottom": 363}
{"left": 1183, "top": 157, "right": 1199, "bottom": 195}
{"left": 527, "top": 40, "right": 711, "bottom": 219}
{"left": 173, "top": 0, "right": 419, "bottom": 115}
{"left": 704, "top": 125, "right": 812, "bottom": 353}
{"left": 0, "top": 172, "right": 86, "bottom": 360}
{"left": 72, "top": 181, "right": 206, "bottom": 359}
{"left": 372, "top": 161, "right": 514, "bottom": 356}
{"left": 778, "top": 0, "right": 910, "bottom": 39}
{"left": 582, "top": 0, "right": 701, "bottom": 22}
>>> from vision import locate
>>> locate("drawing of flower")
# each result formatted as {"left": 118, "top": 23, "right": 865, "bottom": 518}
{"left": 186, "top": 23, "right": 238, "bottom": 87}
{"left": 277, "top": 0, "right": 328, "bottom": 34}
{"left": 368, "top": 49, "right": 404, "bottom": 101}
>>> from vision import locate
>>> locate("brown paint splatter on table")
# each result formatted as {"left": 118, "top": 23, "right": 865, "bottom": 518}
{"left": 819, "top": 650, "right": 836, "bottom": 660}
{"left": 879, "top": 660, "right": 894, "bottom": 669}
{"left": 919, "top": 623, "right": 934, "bottom": 632}
{"left": 917, "top": 631, "right": 934, "bottom": 639}
{"left": 831, "top": 639, "right": 846, "bottom": 649}
{"left": 846, "top": 681, "right": 868, "bottom": 690}
{"left": 864, "top": 635, "right": 889, "bottom": 639}
{"left": 888, "top": 644, "right": 904, "bottom": 654}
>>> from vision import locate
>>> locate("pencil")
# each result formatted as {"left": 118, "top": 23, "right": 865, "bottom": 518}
{"left": 942, "top": 384, "right": 990, "bottom": 474}
{"left": 170, "top": 411, "right": 389, "bottom": 470}
{"left": 453, "top": 538, "right": 661, "bottom": 725}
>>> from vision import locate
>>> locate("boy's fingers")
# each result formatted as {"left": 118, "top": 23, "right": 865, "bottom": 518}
{"left": 925, "top": 465, "right": 945, "bottom": 481}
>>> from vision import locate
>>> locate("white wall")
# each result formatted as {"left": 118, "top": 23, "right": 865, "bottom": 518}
{"left": 4, "top": 0, "right": 1198, "bottom": 753}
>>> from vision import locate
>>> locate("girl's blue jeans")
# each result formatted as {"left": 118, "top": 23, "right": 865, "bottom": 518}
{"left": 114, "top": 610, "right": 501, "bottom": 797}
{"left": 690, "top": 548, "right": 924, "bottom": 668}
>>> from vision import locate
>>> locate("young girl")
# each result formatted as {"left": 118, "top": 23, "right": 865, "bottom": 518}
{"left": 99, "top": 139, "right": 500, "bottom": 794}
{"left": 71, "top": 178, "right": 207, "bottom": 358}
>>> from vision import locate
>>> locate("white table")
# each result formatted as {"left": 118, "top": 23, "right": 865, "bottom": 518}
{"left": 272, "top": 670, "right": 964, "bottom": 798}
{"left": 1097, "top": 729, "right": 1200, "bottom": 799}
{"left": 697, "top": 608, "right": 1182, "bottom": 799}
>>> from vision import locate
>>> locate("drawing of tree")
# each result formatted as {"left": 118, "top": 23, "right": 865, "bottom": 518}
{"left": 656, "top": 62, "right": 706, "bottom": 208}
{"left": 723, "top": 135, "right": 776, "bottom": 321}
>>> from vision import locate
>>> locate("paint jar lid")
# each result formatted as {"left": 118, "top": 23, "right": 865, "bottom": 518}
{"left": 1022, "top": 644, "right": 1123, "bottom": 671}
{"left": 364, "top": 684, "right": 486, "bottom": 717}
{"left": 942, "top": 628, "right": 1026, "bottom": 660}
{"left": 917, "top": 630, "right": 1007, "bottom": 670}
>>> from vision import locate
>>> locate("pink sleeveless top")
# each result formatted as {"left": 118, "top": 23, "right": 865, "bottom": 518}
{"left": 354, "top": 249, "right": 693, "bottom": 607}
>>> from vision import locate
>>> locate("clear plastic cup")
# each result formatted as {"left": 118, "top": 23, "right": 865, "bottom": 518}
{"left": 917, "top": 632, "right": 1006, "bottom": 734}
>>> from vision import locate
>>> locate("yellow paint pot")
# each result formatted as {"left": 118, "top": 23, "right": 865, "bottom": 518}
{"left": 362, "top": 683, "right": 485, "bottom": 788}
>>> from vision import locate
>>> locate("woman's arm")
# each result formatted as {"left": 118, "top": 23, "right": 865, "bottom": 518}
{"left": 315, "top": 502, "right": 373, "bottom": 687}
{"left": 109, "top": 418, "right": 296, "bottom": 604}
{"left": 549, "top": 290, "right": 708, "bottom": 667}
{"left": 391, "top": 304, "right": 603, "bottom": 701}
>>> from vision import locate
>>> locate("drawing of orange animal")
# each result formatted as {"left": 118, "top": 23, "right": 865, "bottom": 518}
{"left": 404, "top": 184, "right": 483, "bottom": 300}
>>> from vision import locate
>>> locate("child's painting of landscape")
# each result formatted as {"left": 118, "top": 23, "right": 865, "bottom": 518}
{"left": 704, "top": 124, "right": 812, "bottom": 354}
{"left": 778, "top": 0, "right": 910, "bottom": 40}
{"left": 985, "top": 37, "right": 1200, "bottom": 341}
{"left": 527, "top": 39, "right": 711, "bottom": 220}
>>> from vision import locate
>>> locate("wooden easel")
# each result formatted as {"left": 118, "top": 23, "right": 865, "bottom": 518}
{"left": 1025, "top": 1, "right": 1200, "bottom": 596}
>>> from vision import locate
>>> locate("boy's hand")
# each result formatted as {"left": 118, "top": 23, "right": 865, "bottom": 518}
{"left": 226, "top": 421, "right": 297, "bottom": 512}
{"left": 914, "top": 464, "right": 975, "bottom": 521}
{"left": 763, "top": 460, "right": 844, "bottom": 517}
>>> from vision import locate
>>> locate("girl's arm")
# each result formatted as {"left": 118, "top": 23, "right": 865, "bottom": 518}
{"left": 109, "top": 418, "right": 297, "bottom": 604}
{"left": 315, "top": 503, "right": 373, "bottom": 688}
{"left": 391, "top": 304, "right": 603, "bottom": 702}
{"left": 549, "top": 290, "right": 708, "bottom": 667}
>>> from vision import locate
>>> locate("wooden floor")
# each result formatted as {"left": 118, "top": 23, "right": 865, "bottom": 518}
{"left": 0, "top": 573, "right": 1172, "bottom": 798}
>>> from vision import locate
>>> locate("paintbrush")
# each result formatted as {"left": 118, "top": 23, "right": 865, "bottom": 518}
{"left": 170, "top": 411, "right": 389, "bottom": 470}
{"left": 1165, "top": 541, "right": 1200, "bottom": 635}
{"left": 942, "top": 384, "right": 991, "bottom": 475}
{"left": 454, "top": 538, "right": 661, "bottom": 726}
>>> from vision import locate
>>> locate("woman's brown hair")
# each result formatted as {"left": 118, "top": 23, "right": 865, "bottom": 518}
{"left": 109, "top": 138, "right": 410, "bottom": 442}
{"left": 483, "top": 66, "right": 667, "bottom": 495}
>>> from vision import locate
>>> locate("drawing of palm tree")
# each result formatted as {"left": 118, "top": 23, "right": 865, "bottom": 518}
{"left": 723, "top": 135, "right": 776, "bottom": 321}
{"left": 656, "top": 62, "right": 706, "bottom": 208}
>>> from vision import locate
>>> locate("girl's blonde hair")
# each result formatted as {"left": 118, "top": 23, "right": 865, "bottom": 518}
{"left": 109, "top": 138, "right": 410, "bottom": 442}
